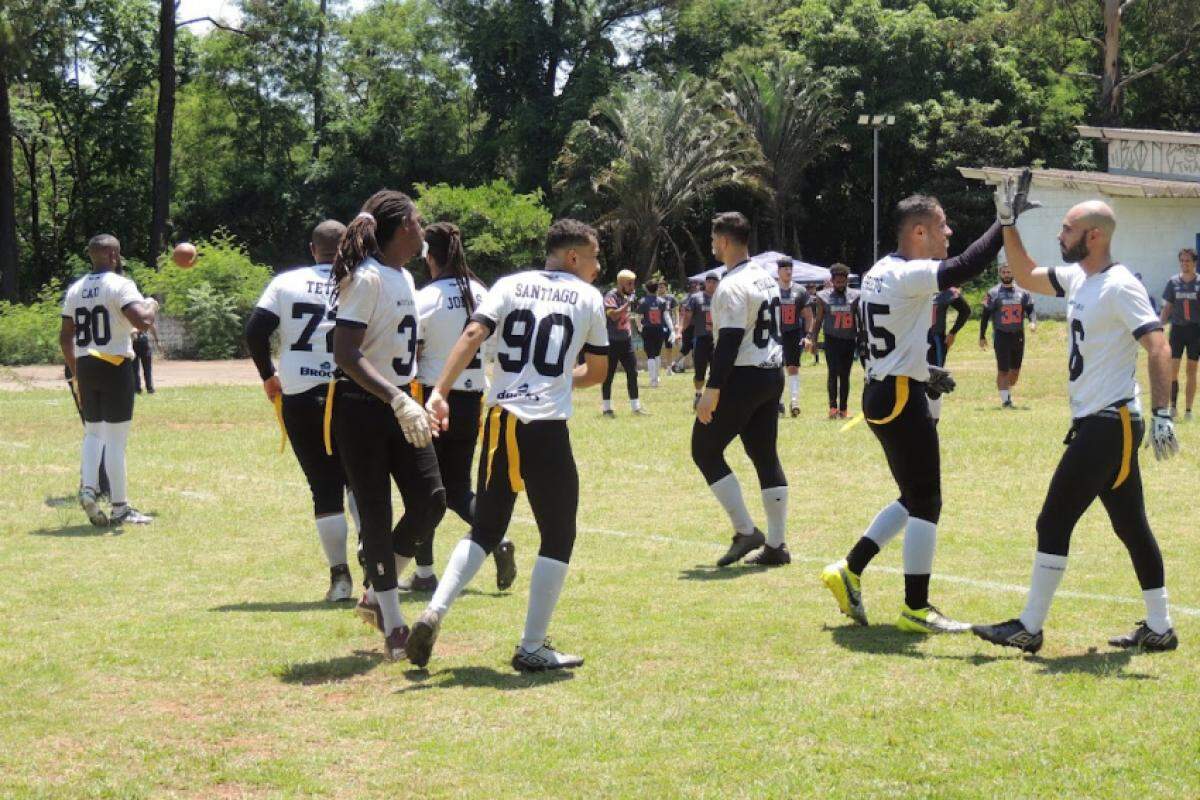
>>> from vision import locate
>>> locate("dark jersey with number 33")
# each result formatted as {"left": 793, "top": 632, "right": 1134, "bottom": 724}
{"left": 471, "top": 270, "right": 609, "bottom": 422}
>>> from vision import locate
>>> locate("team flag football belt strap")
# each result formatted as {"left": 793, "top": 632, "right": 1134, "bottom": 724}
{"left": 86, "top": 348, "right": 126, "bottom": 366}
{"left": 323, "top": 381, "right": 336, "bottom": 455}
{"left": 482, "top": 406, "right": 525, "bottom": 493}
{"left": 839, "top": 412, "right": 866, "bottom": 433}
{"left": 865, "top": 375, "right": 909, "bottom": 426}
{"left": 411, "top": 381, "right": 425, "bottom": 404}
{"left": 1112, "top": 405, "right": 1133, "bottom": 490}
{"left": 273, "top": 394, "right": 288, "bottom": 453}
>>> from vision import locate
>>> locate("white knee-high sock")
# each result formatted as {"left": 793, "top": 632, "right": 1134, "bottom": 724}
{"left": 601, "top": 398, "right": 613, "bottom": 412}
{"left": 81, "top": 422, "right": 104, "bottom": 493}
{"left": 429, "top": 538, "right": 487, "bottom": 616}
{"left": 1143, "top": 587, "right": 1172, "bottom": 634}
{"left": 788, "top": 374, "right": 800, "bottom": 403}
{"left": 709, "top": 474, "right": 755, "bottom": 535}
{"left": 102, "top": 421, "right": 131, "bottom": 505}
{"left": 902, "top": 518, "right": 937, "bottom": 575}
{"left": 864, "top": 500, "right": 909, "bottom": 548}
{"left": 928, "top": 396, "right": 942, "bottom": 421}
{"left": 314, "top": 514, "right": 348, "bottom": 567}
{"left": 521, "top": 556, "right": 570, "bottom": 652}
{"left": 415, "top": 563, "right": 435, "bottom": 578}
{"left": 631, "top": 397, "right": 642, "bottom": 411}
{"left": 648, "top": 359, "right": 659, "bottom": 384}
{"left": 1019, "top": 552, "right": 1068, "bottom": 634}
{"left": 761, "top": 486, "right": 788, "bottom": 547}
{"left": 394, "top": 554, "right": 412, "bottom": 580}
{"left": 377, "top": 588, "right": 405, "bottom": 634}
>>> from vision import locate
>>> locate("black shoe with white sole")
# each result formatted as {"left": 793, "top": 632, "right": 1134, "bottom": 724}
{"left": 1108, "top": 620, "right": 1178, "bottom": 651}
{"left": 512, "top": 640, "right": 583, "bottom": 672}
{"left": 971, "top": 618, "right": 1043, "bottom": 654}
{"left": 745, "top": 543, "right": 791, "bottom": 566}
{"left": 716, "top": 528, "right": 766, "bottom": 567}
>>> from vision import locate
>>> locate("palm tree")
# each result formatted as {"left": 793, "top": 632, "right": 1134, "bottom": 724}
{"left": 556, "top": 74, "right": 765, "bottom": 281}
{"left": 723, "top": 59, "right": 842, "bottom": 252}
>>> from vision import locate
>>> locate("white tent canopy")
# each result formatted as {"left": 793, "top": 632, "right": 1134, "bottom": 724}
{"left": 688, "top": 252, "right": 831, "bottom": 284}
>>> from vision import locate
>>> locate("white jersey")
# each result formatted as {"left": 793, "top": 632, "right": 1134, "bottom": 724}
{"left": 711, "top": 259, "right": 783, "bottom": 369}
{"left": 860, "top": 254, "right": 940, "bottom": 382}
{"left": 255, "top": 263, "right": 337, "bottom": 395}
{"left": 473, "top": 269, "right": 608, "bottom": 422}
{"left": 333, "top": 257, "right": 420, "bottom": 387}
{"left": 1049, "top": 263, "right": 1162, "bottom": 418}
{"left": 416, "top": 276, "right": 488, "bottom": 392}
{"left": 60, "top": 271, "right": 144, "bottom": 359}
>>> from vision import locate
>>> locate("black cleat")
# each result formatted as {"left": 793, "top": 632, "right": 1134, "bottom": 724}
{"left": 716, "top": 528, "right": 766, "bottom": 567}
{"left": 745, "top": 543, "right": 791, "bottom": 566}
{"left": 494, "top": 540, "right": 517, "bottom": 591}
{"left": 971, "top": 618, "right": 1043, "bottom": 653}
{"left": 397, "top": 573, "right": 438, "bottom": 593}
{"left": 789, "top": 404, "right": 801, "bottom": 418}
{"left": 601, "top": 410, "right": 616, "bottom": 418}
{"left": 1108, "top": 621, "right": 1178, "bottom": 651}
{"left": 405, "top": 609, "right": 441, "bottom": 668}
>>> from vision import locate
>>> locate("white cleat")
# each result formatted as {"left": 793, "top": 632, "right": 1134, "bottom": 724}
{"left": 110, "top": 504, "right": 152, "bottom": 525}
{"left": 79, "top": 488, "right": 108, "bottom": 527}
{"left": 325, "top": 566, "right": 354, "bottom": 602}
{"left": 512, "top": 640, "right": 584, "bottom": 672}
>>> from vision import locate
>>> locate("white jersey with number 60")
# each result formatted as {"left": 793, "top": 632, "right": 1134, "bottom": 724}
{"left": 61, "top": 271, "right": 145, "bottom": 360}
{"left": 254, "top": 263, "right": 337, "bottom": 395}
{"left": 472, "top": 269, "right": 608, "bottom": 422}
{"left": 333, "top": 257, "right": 421, "bottom": 388}
{"left": 860, "top": 254, "right": 940, "bottom": 382}
{"left": 711, "top": 260, "right": 784, "bottom": 369}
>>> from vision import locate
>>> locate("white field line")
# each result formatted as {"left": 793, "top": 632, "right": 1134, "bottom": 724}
{"left": 517, "top": 518, "right": 1200, "bottom": 619}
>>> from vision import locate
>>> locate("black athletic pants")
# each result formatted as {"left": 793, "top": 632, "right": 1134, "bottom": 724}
{"left": 469, "top": 407, "right": 578, "bottom": 564}
{"left": 643, "top": 328, "right": 667, "bottom": 359}
{"left": 680, "top": 330, "right": 695, "bottom": 357}
{"left": 331, "top": 382, "right": 446, "bottom": 592}
{"left": 132, "top": 335, "right": 153, "bottom": 392}
{"left": 691, "top": 367, "right": 787, "bottom": 489}
{"left": 825, "top": 338, "right": 856, "bottom": 411}
{"left": 1036, "top": 410, "right": 1164, "bottom": 590}
{"left": 75, "top": 355, "right": 135, "bottom": 423}
{"left": 415, "top": 387, "right": 482, "bottom": 567}
{"left": 282, "top": 385, "right": 348, "bottom": 517}
{"left": 863, "top": 376, "right": 940, "bottom": 523}
{"left": 692, "top": 335, "right": 714, "bottom": 386}
{"left": 602, "top": 338, "right": 639, "bottom": 400}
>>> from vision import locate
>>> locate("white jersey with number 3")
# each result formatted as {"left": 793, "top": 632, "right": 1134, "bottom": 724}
{"left": 1050, "top": 263, "right": 1161, "bottom": 418}
{"left": 61, "top": 271, "right": 144, "bottom": 360}
{"left": 255, "top": 264, "right": 336, "bottom": 395}
{"left": 472, "top": 269, "right": 608, "bottom": 422}
{"left": 711, "top": 260, "right": 783, "bottom": 368}
{"left": 416, "top": 277, "right": 488, "bottom": 392}
{"left": 860, "top": 254, "right": 940, "bottom": 382}
{"left": 333, "top": 257, "right": 421, "bottom": 388}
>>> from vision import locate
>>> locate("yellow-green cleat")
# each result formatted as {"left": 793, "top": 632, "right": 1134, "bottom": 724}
{"left": 821, "top": 560, "right": 868, "bottom": 626}
{"left": 896, "top": 604, "right": 971, "bottom": 634}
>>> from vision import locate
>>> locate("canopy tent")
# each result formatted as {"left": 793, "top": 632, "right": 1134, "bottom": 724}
{"left": 687, "top": 253, "right": 831, "bottom": 284}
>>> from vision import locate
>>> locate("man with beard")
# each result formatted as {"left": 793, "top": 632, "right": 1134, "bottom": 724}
{"left": 979, "top": 264, "right": 1037, "bottom": 407}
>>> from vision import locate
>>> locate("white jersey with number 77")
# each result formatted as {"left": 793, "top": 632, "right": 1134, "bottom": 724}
{"left": 254, "top": 263, "right": 337, "bottom": 395}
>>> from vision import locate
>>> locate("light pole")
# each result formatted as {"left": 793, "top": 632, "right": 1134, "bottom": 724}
{"left": 857, "top": 114, "right": 895, "bottom": 264}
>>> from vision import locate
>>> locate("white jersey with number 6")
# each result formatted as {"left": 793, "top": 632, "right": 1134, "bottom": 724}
{"left": 61, "top": 271, "right": 144, "bottom": 360}
{"left": 255, "top": 263, "right": 337, "bottom": 395}
{"left": 416, "top": 276, "right": 488, "bottom": 392}
{"left": 712, "top": 259, "right": 784, "bottom": 369}
{"left": 471, "top": 269, "right": 608, "bottom": 422}
{"left": 333, "top": 257, "right": 421, "bottom": 388}
{"left": 860, "top": 254, "right": 940, "bottom": 382}
{"left": 1050, "top": 263, "right": 1162, "bottom": 418}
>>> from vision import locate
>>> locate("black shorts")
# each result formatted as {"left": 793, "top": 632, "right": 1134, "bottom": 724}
{"left": 1169, "top": 325, "right": 1200, "bottom": 361}
{"left": 993, "top": 330, "right": 1025, "bottom": 372}
{"left": 282, "top": 384, "right": 348, "bottom": 516}
{"left": 642, "top": 328, "right": 667, "bottom": 358}
{"left": 926, "top": 331, "right": 947, "bottom": 367}
{"left": 693, "top": 336, "right": 714, "bottom": 383}
{"left": 863, "top": 375, "right": 940, "bottom": 523}
{"left": 782, "top": 329, "right": 806, "bottom": 367}
{"left": 74, "top": 355, "right": 135, "bottom": 423}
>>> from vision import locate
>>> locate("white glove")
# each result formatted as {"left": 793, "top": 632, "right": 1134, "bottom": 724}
{"left": 391, "top": 391, "right": 432, "bottom": 448}
{"left": 1147, "top": 408, "right": 1179, "bottom": 461}
{"left": 994, "top": 167, "right": 1042, "bottom": 226}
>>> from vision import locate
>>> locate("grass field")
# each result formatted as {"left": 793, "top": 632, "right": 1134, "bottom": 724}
{"left": 2, "top": 319, "right": 1199, "bottom": 799}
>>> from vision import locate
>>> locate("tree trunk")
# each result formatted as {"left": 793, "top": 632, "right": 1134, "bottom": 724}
{"left": 15, "top": 129, "right": 41, "bottom": 283}
{"left": 1099, "top": 0, "right": 1123, "bottom": 127}
{"left": 149, "top": 0, "right": 176, "bottom": 263}
{"left": 0, "top": 59, "right": 20, "bottom": 300}
{"left": 311, "top": 0, "right": 327, "bottom": 160}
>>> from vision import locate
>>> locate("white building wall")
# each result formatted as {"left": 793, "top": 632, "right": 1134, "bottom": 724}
{"left": 1004, "top": 186, "right": 1200, "bottom": 318}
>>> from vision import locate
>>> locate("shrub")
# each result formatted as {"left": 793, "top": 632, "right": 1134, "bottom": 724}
{"left": 140, "top": 229, "right": 272, "bottom": 317}
{"left": 0, "top": 280, "right": 65, "bottom": 365}
{"left": 182, "top": 282, "right": 242, "bottom": 360}
{"left": 415, "top": 181, "right": 552, "bottom": 282}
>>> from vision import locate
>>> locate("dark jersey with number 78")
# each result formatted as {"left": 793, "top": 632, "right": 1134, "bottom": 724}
{"left": 817, "top": 287, "right": 861, "bottom": 340}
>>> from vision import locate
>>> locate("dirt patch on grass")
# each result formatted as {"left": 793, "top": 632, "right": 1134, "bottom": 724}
{"left": 0, "top": 359, "right": 261, "bottom": 391}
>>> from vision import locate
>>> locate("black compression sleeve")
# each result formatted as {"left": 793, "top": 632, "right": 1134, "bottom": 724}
{"left": 948, "top": 295, "right": 972, "bottom": 334}
{"left": 244, "top": 307, "right": 280, "bottom": 381}
{"left": 706, "top": 328, "right": 744, "bottom": 389}
{"left": 936, "top": 221, "right": 1003, "bottom": 291}
{"left": 979, "top": 306, "right": 991, "bottom": 339}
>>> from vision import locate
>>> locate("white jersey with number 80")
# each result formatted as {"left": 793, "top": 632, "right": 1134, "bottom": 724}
{"left": 472, "top": 269, "right": 608, "bottom": 422}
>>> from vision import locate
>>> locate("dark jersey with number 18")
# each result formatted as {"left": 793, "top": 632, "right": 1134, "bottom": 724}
{"left": 471, "top": 270, "right": 609, "bottom": 422}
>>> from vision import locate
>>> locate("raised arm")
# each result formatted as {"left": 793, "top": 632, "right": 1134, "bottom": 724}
{"left": 1001, "top": 227, "right": 1056, "bottom": 296}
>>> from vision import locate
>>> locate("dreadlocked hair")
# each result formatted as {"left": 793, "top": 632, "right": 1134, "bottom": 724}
{"left": 424, "top": 222, "right": 484, "bottom": 316}
{"left": 331, "top": 189, "right": 417, "bottom": 292}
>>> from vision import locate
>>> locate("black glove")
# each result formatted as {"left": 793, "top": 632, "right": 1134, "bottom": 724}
{"left": 926, "top": 365, "right": 956, "bottom": 399}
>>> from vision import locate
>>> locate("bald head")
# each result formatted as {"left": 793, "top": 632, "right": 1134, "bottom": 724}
{"left": 1068, "top": 201, "right": 1116, "bottom": 238}
{"left": 87, "top": 234, "right": 121, "bottom": 271}
{"left": 1059, "top": 200, "right": 1117, "bottom": 267}
{"left": 310, "top": 219, "right": 347, "bottom": 263}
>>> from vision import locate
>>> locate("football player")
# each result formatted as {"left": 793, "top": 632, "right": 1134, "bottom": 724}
{"left": 1159, "top": 248, "right": 1200, "bottom": 418}
{"left": 246, "top": 220, "right": 357, "bottom": 602}
{"left": 973, "top": 191, "right": 1180, "bottom": 653}
{"left": 601, "top": 269, "right": 646, "bottom": 415}
{"left": 821, "top": 193, "right": 1014, "bottom": 634}
{"left": 777, "top": 259, "right": 814, "bottom": 417}
{"left": 927, "top": 286, "right": 970, "bottom": 422}
{"left": 679, "top": 275, "right": 718, "bottom": 406}
{"left": 60, "top": 234, "right": 159, "bottom": 527}
{"left": 410, "top": 219, "right": 609, "bottom": 672}
{"left": 637, "top": 281, "right": 675, "bottom": 388}
{"left": 811, "top": 264, "right": 861, "bottom": 418}
{"left": 694, "top": 213, "right": 791, "bottom": 567}
{"left": 978, "top": 263, "right": 1036, "bottom": 407}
